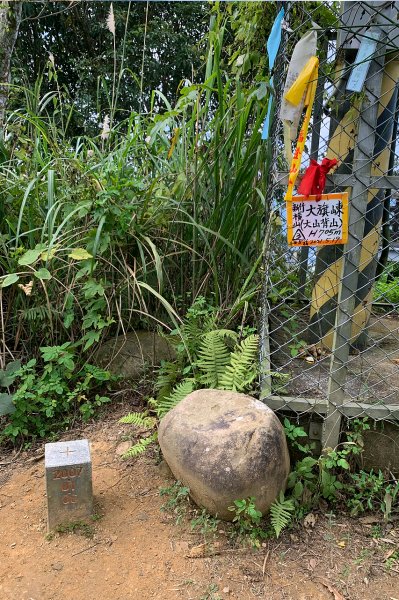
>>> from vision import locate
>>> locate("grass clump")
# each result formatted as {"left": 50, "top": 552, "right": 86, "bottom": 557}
{"left": 55, "top": 520, "right": 96, "bottom": 539}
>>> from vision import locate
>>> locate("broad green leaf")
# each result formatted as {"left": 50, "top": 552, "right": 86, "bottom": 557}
{"left": 63, "top": 311, "right": 74, "bottom": 329}
{"left": 82, "top": 330, "right": 101, "bottom": 351}
{"left": 5, "top": 360, "right": 21, "bottom": 374}
{"left": 83, "top": 280, "right": 104, "bottom": 298}
{"left": 18, "top": 249, "right": 42, "bottom": 266}
{"left": 1, "top": 273, "right": 19, "bottom": 287}
{"left": 40, "top": 247, "right": 58, "bottom": 261}
{"left": 68, "top": 248, "right": 93, "bottom": 261}
{"left": 0, "top": 393, "right": 15, "bottom": 416}
{"left": 337, "top": 458, "right": 350, "bottom": 470}
{"left": 293, "top": 481, "right": 304, "bottom": 499}
{"left": 0, "top": 360, "right": 21, "bottom": 387}
{"left": 34, "top": 268, "right": 52, "bottom": 280}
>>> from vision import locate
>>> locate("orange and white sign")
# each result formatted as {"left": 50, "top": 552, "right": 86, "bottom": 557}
{"left": 286, "top": 193, "right": 349, "bottom": 246}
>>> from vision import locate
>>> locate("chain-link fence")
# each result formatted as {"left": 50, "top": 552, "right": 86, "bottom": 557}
{"left": 260, "top": 1, "right": 399, "bottom": 450}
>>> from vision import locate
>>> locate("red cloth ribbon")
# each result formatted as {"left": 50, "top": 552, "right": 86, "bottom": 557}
{"left": 297, "top": 158, "right": 338, "bottom": 199}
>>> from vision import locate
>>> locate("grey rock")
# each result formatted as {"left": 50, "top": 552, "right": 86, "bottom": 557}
{"left": 158, "top": 389, "right": 290, "bottom": 520}
{"left": 94, "top": 331, "right": 175, "bottom": 379}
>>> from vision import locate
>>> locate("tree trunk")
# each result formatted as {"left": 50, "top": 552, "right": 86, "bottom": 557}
{"left": 0, "top": 1, "right": 22, "bottom": 134}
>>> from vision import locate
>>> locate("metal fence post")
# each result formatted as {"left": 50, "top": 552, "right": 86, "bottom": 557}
{"left": 322, "top": 34, "right": 386, "bottom": 449}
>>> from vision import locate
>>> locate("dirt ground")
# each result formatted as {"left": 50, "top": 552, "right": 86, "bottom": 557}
{"left": 1, "top": 412, "right": 399, "bottom": 600}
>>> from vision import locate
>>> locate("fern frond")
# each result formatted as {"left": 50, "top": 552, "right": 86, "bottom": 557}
{"left": 122, "top": 432, "right": 158, "bottom": 458}
{"left": 219, "top": 334, "right": 259, "bottom": 392}
{"left": 155, "top": 360, "right": 181, "bottom": 391}
{"left": 119, "top": 412, "right": 156, "bottom": 429}
{"left": 211, "top": 329, "right": 238, "bottom": 343}
{"left": 269, "top": 492, "right": 295, "bottom": 538}
{"left": 201, "top": 312, "right": 218, "bottom": 335}
{"left": 196, "top": 331, "right": 232, "bottom": 388}
{"left": 180, "top": 302, "right": 217, "bottom": 358}
{"left": 155, "top": 378, "right": 195, "bottom": 419}
{"left": 20, "top": 305, "right": 51, "bottom": 322}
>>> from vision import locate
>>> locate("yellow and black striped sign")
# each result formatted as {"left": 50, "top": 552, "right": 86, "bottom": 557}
{"left": 309, "top": 56, "right": 399, "bottom": 350}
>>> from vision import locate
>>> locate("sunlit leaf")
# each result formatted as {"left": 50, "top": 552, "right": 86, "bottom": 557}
{"left": 68, "top": 248, "right": 93, "bottom": 261}
{"left": 40, "top": 247, "right": 58, "bottom": 261}
{"left": 18, "top": 249, "right": 42, "bottom": 266}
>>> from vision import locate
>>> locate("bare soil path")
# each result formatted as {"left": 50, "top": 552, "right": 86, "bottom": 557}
{"left": 1, "top": 413, "right": 398, "bottom": 600}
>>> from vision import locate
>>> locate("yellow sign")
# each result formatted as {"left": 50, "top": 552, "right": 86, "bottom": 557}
{"left": 286, "top": 193, "right": 349, "bottom": 246}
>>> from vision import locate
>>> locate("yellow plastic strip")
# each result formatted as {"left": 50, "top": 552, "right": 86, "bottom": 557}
{"left": 285, "top": 56, "right": 319, "bottom": 105}
{"left": 285, "top": 58, "right": 319, "bottom": 201}
{"left": 283, "top": 121, "right": 293, "bottom": 165}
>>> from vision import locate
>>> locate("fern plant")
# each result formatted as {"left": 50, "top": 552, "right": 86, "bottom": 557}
{"left": 155, "top": 296, "right": 218, "bottom": 400}
{"left": 219, "top": 334, "right": 259, "bottom": 391}
{"left": 119, "top": 412, "right": 157, "bottom": 428}
{"left": 196, "top": 330, "right": 235, "bottom": 388}
{"left": 151, "top": 379, "right": 195, "bottom": 419}
{"left": 179, "top": 297, "right": 218, "bottom": 359}
{"left": 122, "top": 433, "right": 158, "bottom": 458}
{"left": 269, "top": 491, "right": 295, "bottom": 538}
{"left": 118, "top": 411, "right": 158, "bottom": 459}
{"left": 153, "top": 331, "right": 260, "bottom": 419}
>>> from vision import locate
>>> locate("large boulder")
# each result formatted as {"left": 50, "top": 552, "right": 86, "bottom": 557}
{"left": 95, "top": 331, "right": 174, "bottom": 379}
{"left": 158, "top": 389, "right": 290, "bottom": 520}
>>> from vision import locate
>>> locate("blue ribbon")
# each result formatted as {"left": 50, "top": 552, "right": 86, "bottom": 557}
{"left": 261, "top": 7, "right": 284, "bottom": 140}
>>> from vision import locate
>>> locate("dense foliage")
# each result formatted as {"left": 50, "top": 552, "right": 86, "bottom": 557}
{"left": 14, "top": 1, "right": 210, "bottom": 133}
{"left": 0, "top": 3, "right": 270, "bottom": 440}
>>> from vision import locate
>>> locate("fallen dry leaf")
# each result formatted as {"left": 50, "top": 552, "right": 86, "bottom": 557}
{"left": 315, "top": 577, "right": 347, "bottom": 600}
{"left": 189, "top": 543, "right": 206, "bottom": 558}
{"left": 303, "top": 513, "right": 317, "bottom": 528}
{"left": 18, "top": 280, "right": 33, "bottom": 296}
{"left": 384, "top": 548, "right": 398, "bottom": 561}
{"left": 336, "top": 540, "right": 346, "bottom": 548}
{"left": 308, "top": 558, "right": 317, "bottom": 571}
{"left": 359, "top": 515, "right": 381, "bottom": 525}
{"left": 378, "top": 537, "right": 397, "bottom": 546}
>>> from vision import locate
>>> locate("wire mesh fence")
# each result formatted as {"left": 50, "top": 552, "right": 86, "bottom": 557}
{"left": 260, "top": 1, "right": 399, "bottom": 448}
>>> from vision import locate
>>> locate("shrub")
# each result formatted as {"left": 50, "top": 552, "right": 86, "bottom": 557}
{"left": 1, "top": 344, "right": 111, "bottom": 441}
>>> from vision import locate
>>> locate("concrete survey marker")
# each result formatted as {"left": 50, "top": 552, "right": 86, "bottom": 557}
{"left": 45, "top": 439, "right": 93, "bottom": 531}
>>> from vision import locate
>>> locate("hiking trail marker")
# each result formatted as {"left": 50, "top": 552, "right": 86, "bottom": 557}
{"left": 286, "top": 193, "right": 348, "bottom": 246}
{"left": 45, "top": 439, "right": 93, "bottom": 532}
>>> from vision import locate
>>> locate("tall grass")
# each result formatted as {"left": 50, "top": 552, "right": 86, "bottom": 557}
{"left": 0, "top": 12, "right": 270, "bottom": 365}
